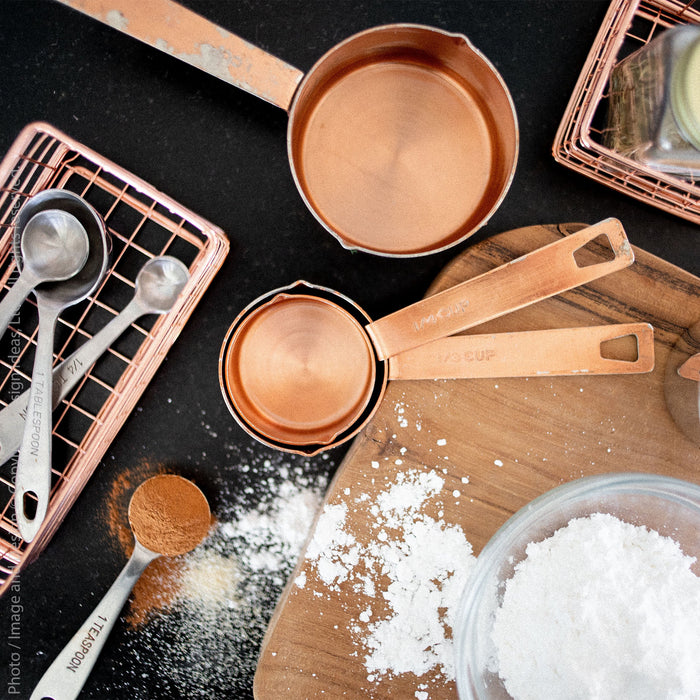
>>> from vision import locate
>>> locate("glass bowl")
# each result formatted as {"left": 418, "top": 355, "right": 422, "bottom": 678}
{"left": 454, "top": 472, "right": 700, "bottom": 699}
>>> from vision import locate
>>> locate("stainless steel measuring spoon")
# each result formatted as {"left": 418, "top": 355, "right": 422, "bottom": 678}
{"left": 0, "top": 209, "right": 89, "bottom": 341}
{"left": 29, "top": 474, "right": 210, "bottom": 700}
{"left": 13, "top": 191, "right": 109, "bottom": 543}
{"left": 0, "top": 256, "right": 189, "bottom": 467}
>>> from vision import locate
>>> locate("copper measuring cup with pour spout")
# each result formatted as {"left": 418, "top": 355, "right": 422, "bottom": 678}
{"left": 57, "top": 0, "right": 518, "bottom": 257}
{"left": 219, "top": 219, "right": 655, "bottom": 455}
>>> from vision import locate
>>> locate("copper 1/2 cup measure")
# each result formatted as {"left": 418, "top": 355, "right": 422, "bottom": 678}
{"left": 58, "top": 0, "right": 518, "bottom": 257}
{"left": 220, "top": 219, "right": 646, "bottom": 455}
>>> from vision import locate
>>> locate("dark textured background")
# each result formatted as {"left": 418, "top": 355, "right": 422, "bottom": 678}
{"left": 0, "top": 1, "right": 697, "bottom": 698}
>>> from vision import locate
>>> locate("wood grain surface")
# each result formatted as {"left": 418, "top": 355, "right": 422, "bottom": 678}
{"left": 254, "top": 222, "right": 700, "bottom": 699}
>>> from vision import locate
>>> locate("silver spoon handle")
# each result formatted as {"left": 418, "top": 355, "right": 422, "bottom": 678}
{"left": 0, "top": 272, "right": 34, "bottom": 341}
{"left": 52, "top": 299, "right": 143, "bottom": 401}
{"left": 0, "top": 300, "right": 144, "bottom": 468}
{"left": 29, "top": 542, "right": 159, "bottom": 700}
{"left": 14, "top": 305, "right": 60, "bottom": 542}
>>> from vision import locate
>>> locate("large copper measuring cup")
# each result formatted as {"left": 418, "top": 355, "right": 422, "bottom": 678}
{"left": 58, "top": 0, "right": 518, "bottom": 257}
{"left": 220, "top": 219, "right": 651, "bottom": 454}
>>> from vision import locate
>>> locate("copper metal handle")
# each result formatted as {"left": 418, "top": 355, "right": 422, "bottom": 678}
{"left": 387, "top": 323, "right": 654, "bottom": 380}
{"left": 366, "top": 218, "right": 635, "bottom": 361}
{"left": 55, "top": 0, "right": 304, "bottom": 111}
{"left": 679, "top": 353, "right": 700, "bottom": 381}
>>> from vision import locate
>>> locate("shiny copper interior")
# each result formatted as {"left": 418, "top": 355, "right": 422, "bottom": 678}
{"left": 288, "top": 24, "right": 518, "bottom": 256}
{"left": 223, "top": 291, "right": 378, "bottom": 446}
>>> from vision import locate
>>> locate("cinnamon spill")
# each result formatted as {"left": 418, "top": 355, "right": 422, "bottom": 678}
{"left": 126, "top": 555, "right": 184, "bottom": 627}
{"left": 106, "top": 462, "right": 163, "bottom": 555}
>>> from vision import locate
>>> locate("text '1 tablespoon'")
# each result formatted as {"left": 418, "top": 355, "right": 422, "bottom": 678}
{"left": 0, "top": 256, "right": 189, "bottom": 468}
{"left": 0, "top": 210, "right": 89, "bottom": 341}
{"left": 29, "top": 474, "right": 211, "bottom": 700}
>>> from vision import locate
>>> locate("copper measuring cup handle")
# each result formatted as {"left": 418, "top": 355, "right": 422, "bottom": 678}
{"left": 366, "top": 218, "right": 635, "bottom": 361}
{"left": 679, "top": 354, "right": 700, "bottom": 381}
{"left": 57, "top": 0, "right": 304, "bottom": 110}
{"left": 387, "top": 323, "right": 655, "bottom": 380}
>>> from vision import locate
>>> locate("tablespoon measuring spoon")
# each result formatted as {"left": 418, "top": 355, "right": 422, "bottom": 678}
{"left": 0, "top": 210, "right": 89, "bottom": 341}
{"left": 14, "top": 201, "right": 108, "bottom": 543}
{"left": 29, "top": 474, "right": 211, "bottom": 700}
{"left": 0, "top": 256, "right": 189, "bottom": 467}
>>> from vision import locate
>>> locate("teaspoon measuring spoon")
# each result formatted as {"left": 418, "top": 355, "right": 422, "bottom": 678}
{"left": 0, "top": 256, "right": 189, "bottom": 468}
{"left": 29, "top": 474, "right": 211, "bottom": 700}
{"left": 14, "top": 197, "right": 109, "bottom": 543}
{"left": 0, "top": 210, "right": 89, "bottom": 341}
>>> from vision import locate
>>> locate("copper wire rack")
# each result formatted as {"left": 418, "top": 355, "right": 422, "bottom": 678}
{"left": 0, "top": 122, "right": 229, "bottom": 597}
{"left": 553, "top": 0, "right": 700, "bottom": 223}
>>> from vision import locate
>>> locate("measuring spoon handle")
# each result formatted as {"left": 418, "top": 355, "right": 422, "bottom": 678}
{"left": 367, "top": 219, "right": 635, "bottom": 361}
{"left": 14, "top": 304, "right": 60, "bottom": 542}
{"left": 52, "top": 298, "right": 143, "bottom": 404}
{"left": 388, "top": 323, "right": 655, "bottom": 380}
{"left": 29, "top": 542, "right": 159, "bottom": 700}
{"left": 56, "top": 0, "right": 304, "bottom": 111}
{"left": 0, "top": 271, "right": 34, "bottom": 342}
{"left": 0, "top": 300, "right": 144, "bottom": 468}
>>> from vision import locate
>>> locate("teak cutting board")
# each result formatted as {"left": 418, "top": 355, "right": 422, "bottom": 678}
{"left": 254, "top": 223, "right": 700, "bottom": 699}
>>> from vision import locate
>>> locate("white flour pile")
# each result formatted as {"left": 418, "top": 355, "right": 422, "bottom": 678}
{"left": 491, "top": 513, "right": 700, "bottom": 700}
{"left": 299, "top": 467, "right": 477, "bottom": 684}
{"left": 97, "top": 450, "right": 330, "bottom": 698}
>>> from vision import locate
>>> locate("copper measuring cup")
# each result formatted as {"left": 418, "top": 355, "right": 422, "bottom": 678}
{"left": 59, "top": 0, "right": 518, "bottom": 257}
{"left": 220, "top": 219, "right": 645, "bottom": 454}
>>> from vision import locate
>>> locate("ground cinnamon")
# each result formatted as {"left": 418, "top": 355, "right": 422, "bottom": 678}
{"left": 106, "top": 463, "right": 162, "bottom": 555}
{"left": 128, "top": 474, "right": 212, "bottom": 556}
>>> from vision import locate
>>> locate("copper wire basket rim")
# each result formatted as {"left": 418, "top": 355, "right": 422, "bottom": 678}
{"left": 552, "top": 0, "right": 700, "bottom": 223}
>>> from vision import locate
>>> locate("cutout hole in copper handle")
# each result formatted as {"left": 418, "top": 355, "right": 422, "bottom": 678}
{"left": 368, "top": 219, "right": 635, "bottom": 361}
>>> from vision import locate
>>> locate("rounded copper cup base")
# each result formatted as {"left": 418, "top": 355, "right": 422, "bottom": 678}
{"left": 219, "top": 281, "right": 388, "bottom": 455}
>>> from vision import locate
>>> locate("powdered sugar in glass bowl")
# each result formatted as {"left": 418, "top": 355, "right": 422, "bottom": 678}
{"left": 454, "top": 472, "right": 700, "bottom": 700}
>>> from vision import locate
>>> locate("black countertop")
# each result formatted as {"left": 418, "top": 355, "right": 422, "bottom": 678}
{"left": 0, "top": 1, "right": 698, "bottom": 698}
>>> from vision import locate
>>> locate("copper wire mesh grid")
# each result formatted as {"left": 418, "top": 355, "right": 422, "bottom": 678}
{"left": 0, "top": 122, "right": 229, "bottom": 597}
{"left": 553, "top": 0, "right": 700, "bottom": 223}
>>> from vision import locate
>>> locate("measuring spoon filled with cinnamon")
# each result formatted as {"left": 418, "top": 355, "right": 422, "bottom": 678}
{"left": 30, "top": 474, "right": 211, "bottom": 700}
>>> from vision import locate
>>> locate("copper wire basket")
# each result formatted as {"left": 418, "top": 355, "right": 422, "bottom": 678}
{"left": 0, "top": 122, "right": 229, "bottom": 597}
{"left": 553, "top": 0, "right": 700, "bottom": 223}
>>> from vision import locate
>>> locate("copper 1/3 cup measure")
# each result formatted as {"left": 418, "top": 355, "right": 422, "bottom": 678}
{"left": 58, "top": 0, "right": 518, "bottom": 257}
{"left": 220, "top": 219, "right": 643, "bottom": 455}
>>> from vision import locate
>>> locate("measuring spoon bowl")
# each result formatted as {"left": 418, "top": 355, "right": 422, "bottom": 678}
{"left": 0, "top": 209, "right": 89, "bottom": 341}
{"left": 0, "top": 256, "right": 189, "bottom": 467}
{"left": 13, "top": 189, "right": 109, "bottom": 542}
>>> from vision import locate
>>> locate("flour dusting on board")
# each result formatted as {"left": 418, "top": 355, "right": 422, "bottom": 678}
{"left": 300, "top": 465, "right": 476, "bottom": 685}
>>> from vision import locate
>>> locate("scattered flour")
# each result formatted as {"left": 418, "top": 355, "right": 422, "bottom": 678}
{"left": 302, "top": 467, "right": 476, "bottom": 684}
{"left": 97, "top": 450, "right": 330, "bottom": 698}
{"left": 491, "top": 513, "right": 700, "bottom": 700}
